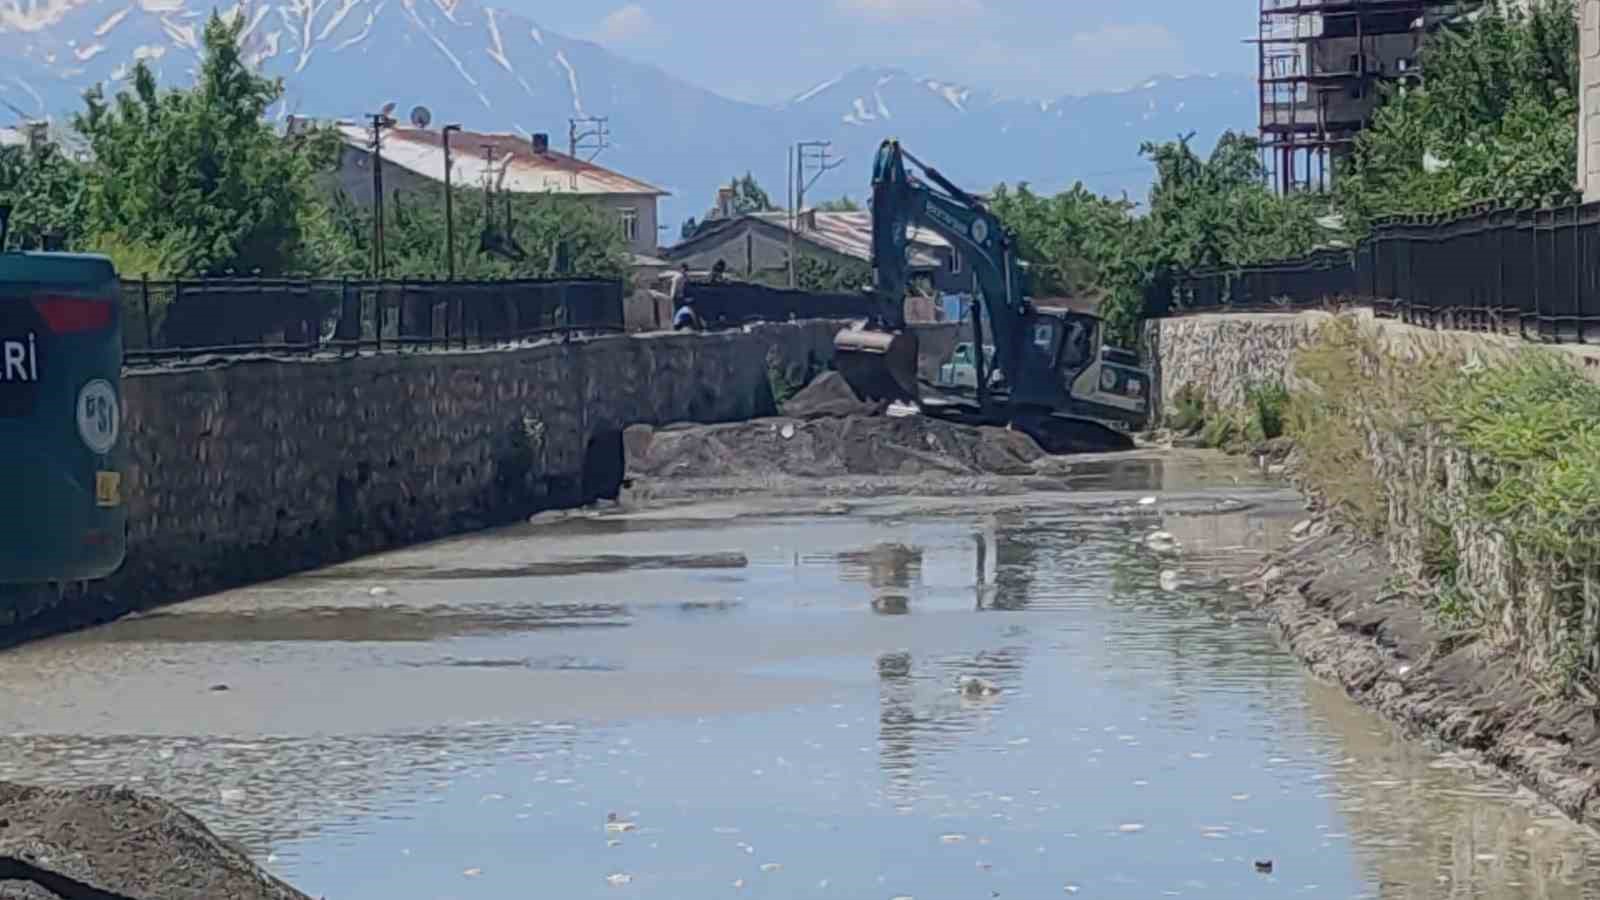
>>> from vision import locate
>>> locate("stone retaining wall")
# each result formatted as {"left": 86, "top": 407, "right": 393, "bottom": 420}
{"left": 1, "top": 320, "right": 868, "bottom": 644}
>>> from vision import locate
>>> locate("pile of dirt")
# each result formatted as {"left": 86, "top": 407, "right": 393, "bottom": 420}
{"left": 780, "top": 371, "right": 887, "bottom": 420}
{"left": 626, "top": 414, "right": 1045, "bottom": 481}
{"left": 0, "top": 781, "right": 310, "bottom": 900}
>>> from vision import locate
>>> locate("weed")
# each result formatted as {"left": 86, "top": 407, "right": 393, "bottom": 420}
{"left": 1245, "top": 382, "right": 1289, "bottom": 442}
{"left": 1168, "top": 382, "right": 1206, "bottom": 434}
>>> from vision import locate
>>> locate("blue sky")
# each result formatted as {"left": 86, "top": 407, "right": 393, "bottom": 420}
{"left": 511, "top": 0, "right": 1256, "bottom": 104}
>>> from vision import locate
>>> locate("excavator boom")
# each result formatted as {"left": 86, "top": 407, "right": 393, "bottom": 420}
{"left": 831, "top": 139, "right": 1151, "bottom": 449}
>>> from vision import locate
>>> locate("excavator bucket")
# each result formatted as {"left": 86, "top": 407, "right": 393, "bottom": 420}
{"left": 833, "top": 324, "right": 921, "bottom": 404}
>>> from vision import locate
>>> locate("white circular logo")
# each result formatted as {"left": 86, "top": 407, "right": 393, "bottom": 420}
{"left": 77, "top": 379, "right": 120, "bottom": 455}
{"left": 971, "top": 219, "right": 989, "bottom": 244}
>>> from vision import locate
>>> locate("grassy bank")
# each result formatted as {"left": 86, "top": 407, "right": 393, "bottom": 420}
{"left": 1275, "top": 317, "right": 1600, "bottom": 696}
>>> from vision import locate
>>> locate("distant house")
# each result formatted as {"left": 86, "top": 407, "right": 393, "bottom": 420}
{"left": 664, "top": 206, "right": 973, "bottom": 301}
{"left": 304, "top": 119, "right": 670, "bottom": 257}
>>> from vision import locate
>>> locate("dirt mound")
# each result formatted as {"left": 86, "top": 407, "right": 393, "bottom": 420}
{"left": 0, "top": 781, "right": 310, "bottom": 900}
{"left": 780, "top": 371, "right": 887, "bottom": 420}
{"left": 626, "top": 414, "right": 1045, "bottom": 481}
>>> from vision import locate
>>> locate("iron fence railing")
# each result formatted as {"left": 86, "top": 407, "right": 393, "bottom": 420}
{"left": 684, "top": 281, "right": 877, "bottom": 328}
{"left": 120, "top": 276, "right": 626, "bottom": 364}
{"left": 1147, "top": 201, "right": 1600, "bottom": 343}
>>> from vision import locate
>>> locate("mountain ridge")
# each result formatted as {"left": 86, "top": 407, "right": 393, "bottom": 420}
{"left": 1, "top": 0, "right": 1256, "bottom": 234}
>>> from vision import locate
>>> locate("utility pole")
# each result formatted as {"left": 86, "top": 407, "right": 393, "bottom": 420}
{"left": 367, "top": 110, "right": 395, "bottom": 278}
{"left": 442, "top": 123, "right": 461, "bottom": 281}
{"left": 568, "top": 116, "right": 611, "bottom": 160}
{"left": 790, "top": 140, "right": 844, "bottom": 290}
{"left": 787, "top": 145, "right": 796, "bottom": 288}
{"left": 795, "top": 140, "right": 844, "bottom": 215}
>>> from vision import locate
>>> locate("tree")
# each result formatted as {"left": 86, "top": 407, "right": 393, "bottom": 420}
{"left": 324, "top": 185, "right": 629, "bottom": 281}
{"left": 814, "top": 195, "right": 861, "bottom": 212}
{"left": 74, "top": 12, "right": 335, "bottom": 276}
{"left": 0, "top": 137, "right": 86, "bottom": 250}
{"left": 1334, "top": 0, "right": 1578, "bottom": 234}
{"left": 679, "top": 216, "right": 700, "bottom": 241}
{"left": 730, "top": 172, "right": 776, "bottom": 214}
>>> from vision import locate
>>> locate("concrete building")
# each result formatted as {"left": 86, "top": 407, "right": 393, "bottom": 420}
{"left": 308, "top": 120, "right": 669, "bottom": 257}
{"left": 1257, "top": 0, "right": 1481, "bottom": 192}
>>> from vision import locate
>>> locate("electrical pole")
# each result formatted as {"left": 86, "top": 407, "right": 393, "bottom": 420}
{"left": 367, "top": 111, "right": 394, "bottom": 278}
{"left": 787, "top": 145, "right": 796, "bottom": 289}
{"left": 443, "top": 124, "right": 461, "bottom": 281}
{"left": 795, "top": 140, "right": 845, "bottom": 215}
{"left": 568, "top": 116, "right": 611, "bottom": 160}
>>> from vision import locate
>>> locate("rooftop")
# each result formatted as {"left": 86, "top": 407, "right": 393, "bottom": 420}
{"left": 743, "top": 210, "right": 946, "bottom": 269}
{"left": 330, "top": 122, "right": 668, "bottom": 198}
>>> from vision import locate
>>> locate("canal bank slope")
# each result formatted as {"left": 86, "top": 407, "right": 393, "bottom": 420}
{"left": 1144, "top": 308, "right": 1600, "bottom": 831}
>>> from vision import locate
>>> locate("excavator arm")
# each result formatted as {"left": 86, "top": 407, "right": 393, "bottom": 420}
{"left": 866, "top": 139, "right": 1035, "bottom": 401}
{"left": 834, "top": 139, "right": 1152, "bottom": 437}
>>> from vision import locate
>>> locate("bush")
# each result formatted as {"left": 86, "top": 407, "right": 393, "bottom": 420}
{"left": 1167, "top": 382, "right": 1206, "bottom": 434}
{"left": 1245, "top": 382, "right": 1289, "bottom": 443}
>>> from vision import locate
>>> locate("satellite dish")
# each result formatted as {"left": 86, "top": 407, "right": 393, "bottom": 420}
{"left": 379, "top": 101, "right": 397, "bottom": 117}
{"left": 410, "top": 105, "right": 432, "bottom": 129}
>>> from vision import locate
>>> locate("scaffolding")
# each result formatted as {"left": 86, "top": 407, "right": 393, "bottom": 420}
{"left": 1255, "top": 0, "right": 1474, "bottom": 194}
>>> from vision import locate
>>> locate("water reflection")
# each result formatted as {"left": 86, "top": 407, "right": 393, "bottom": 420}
{"left": 1305, "top": 680, "right": 1600, "bottom": 899}
{"left": 3, "top": 468, "right": 1599, "bottom": 900}
{"left": 837, "top": 543, "right": 923, "bottom": 614}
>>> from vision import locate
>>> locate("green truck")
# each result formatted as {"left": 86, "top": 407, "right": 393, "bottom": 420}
{"left": 0, "top": 205, "right": 126, "bottom": 583}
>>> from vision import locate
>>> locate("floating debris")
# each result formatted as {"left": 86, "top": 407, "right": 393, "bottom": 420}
{"left": 369, "top": 586, "right": 391, "bottom": 597}
{"left": 463, "top": 868, "right": 482, "bottom": 878}
{"left": 733, "top": 879, "right": 745, "bottom": 889}
{"left": 958, "top": 676, "right": 1000, "bottom": 698}
{"left": 1118, "top": 823, "right": 1145, "bottom": 833}
{"left": 1064, "top": 885, "right": 1080, "bottom": 894}
{"left": 218, "top": 787, "right": 245, "bottom": 804}
{"left": 1159, "top": 569, "right": 1182, "bottom": 592}
{"left": 1231, "top": 793, "right": 1250, "bottom": 801}
{"left": 606, "top": 873, "right": 633, "bottom": 886}
{"left": 1144, "top": 531, "right": 1181, "bottom": 554}
{"left": 1254, "top": 859, "right": 1273, "bottom": 874}
{"left": 606, "top": 839, "right": 622, "bottom": 848}
{"left": 761, "top": 863, "right": 782, "bottom": 873}
{"left": 940, "top": 834, "right": 967, "bottom": 844}
{"left": 1138, "top": 496, "right": 1157, "bottom": 506}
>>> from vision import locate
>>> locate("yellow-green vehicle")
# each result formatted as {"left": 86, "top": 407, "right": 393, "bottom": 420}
{"left": 0, "top": 204, "right": 126, "bottom": 583}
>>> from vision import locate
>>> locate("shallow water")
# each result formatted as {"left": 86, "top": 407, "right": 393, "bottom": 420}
{"left": 1, "top": 452, "right": 1597, "bottom": 899}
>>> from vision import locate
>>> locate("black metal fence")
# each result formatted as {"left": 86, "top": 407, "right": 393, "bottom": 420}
{"left": 685, "top": 281, "right": 877, "bottom": 328}
{"left": 1148, "top": 202, "right": 1600, "bottom": 343}
{"left": 121, "top": 276, "right": 626, "bottom": 364}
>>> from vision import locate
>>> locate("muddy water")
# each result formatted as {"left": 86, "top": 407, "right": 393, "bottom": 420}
{"left": 1, "top": 451, "right": 1598, "bottom": 899}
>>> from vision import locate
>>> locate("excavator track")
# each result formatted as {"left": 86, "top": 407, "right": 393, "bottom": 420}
{"left": 1006, "top": 410, "right": 1135, "bottom": 455}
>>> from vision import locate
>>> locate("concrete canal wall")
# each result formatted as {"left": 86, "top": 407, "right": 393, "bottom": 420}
{"left": 0, "top": 320, "right": 960, "bottom": 644}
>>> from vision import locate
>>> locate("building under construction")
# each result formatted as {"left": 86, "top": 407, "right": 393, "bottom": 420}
{"left": 1257, "top": 0, "right": 1479, "bottom": 193}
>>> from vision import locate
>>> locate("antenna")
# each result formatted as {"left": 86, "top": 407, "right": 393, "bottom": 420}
{"left": 410, "top": 105, "right": 432, "bottom": 129}
{"left": 568, "top": 116, "right": 610, "bottom": 162}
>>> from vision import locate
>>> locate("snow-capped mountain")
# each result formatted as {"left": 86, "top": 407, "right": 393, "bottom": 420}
{"left": 1, "top": 0, "right": 1255, "bottom": 236}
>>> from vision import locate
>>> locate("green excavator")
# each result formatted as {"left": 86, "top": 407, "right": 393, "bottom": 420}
{"left": 833, "top": 139, "right": 1150, "bottom": 453}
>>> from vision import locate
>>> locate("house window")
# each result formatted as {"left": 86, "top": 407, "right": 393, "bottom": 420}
{"left": 620, "top": 207, "right": 640, "bottom": 244}
{"left": 950, "top": 251, "right": 963, "bottom": 275}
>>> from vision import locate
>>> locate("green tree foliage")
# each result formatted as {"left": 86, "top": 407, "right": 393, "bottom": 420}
{"left": 74, "top": 12, "right": 336, "bottom": 276}
{"left": 1335, "top": 0, "right": 1579, "bottom": 233}
{"left": 991, "top": 132, "right": 1327, "bottom": 342}
{"left": 0, "top": 136, "right": 85, "bottom": 250}
{"left": 1139, "top": 132, "right": 1327, "bottom": 274}
{"left": 730, "top": 172, "right": 776, "bottom": 214}
{"left": 322, "top": 185, "right": 629, "bottom": 281}
{"left": 679, "top": 216, "right": 700, "bottom": 241}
